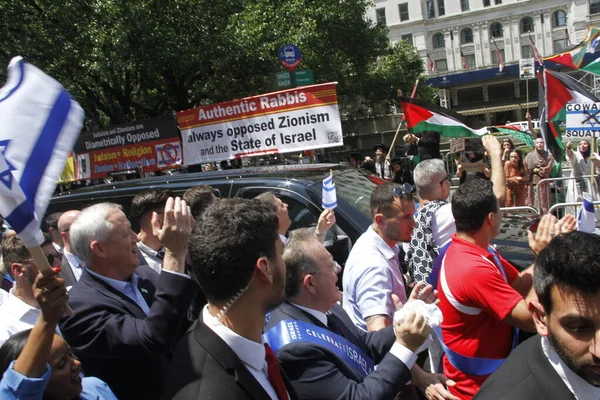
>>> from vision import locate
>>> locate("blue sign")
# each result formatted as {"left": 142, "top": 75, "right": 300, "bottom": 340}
{"left": 279, "top": 44, "right": 302, "bottom": 70}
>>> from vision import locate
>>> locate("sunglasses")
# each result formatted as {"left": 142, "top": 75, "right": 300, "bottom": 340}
{"left": 45, "top": 253, "right": 62, "bottom": 265}
{"left": 440, "top": 174, "right": 452, "bottom": 185}
{"left": 393, "top": 183, "right": 415, "bottom": 198}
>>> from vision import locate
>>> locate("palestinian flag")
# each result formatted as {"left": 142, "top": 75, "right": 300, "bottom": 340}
{"left": 489, "top": 125, "right": 534, "bottom": 147}
{"left": 544, "top": 26, "right": 600, "bottom": 69}
{"left": 400, "top": 97, "right": 488, "bottom": 138}
{"left": 542, "top": 69, "right": 599, "bottom": 161}
{"left": 581, "top": 57, "right": 600, "bottom": 75}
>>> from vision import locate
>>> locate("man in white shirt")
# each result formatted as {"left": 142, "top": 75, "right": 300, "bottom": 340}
{"left": 475, "top": 231, "right": 600, "bottom": 400}
{"left": 57, "top": 210, "right": 84, "bottom": 287}
{"left": 343, "top": 182, "right": 458, "bottom": 400}
{"left": 129, "top": 189, "right": 172, "bottom": 274}
{"left": 266, "top": 228, "right": 430, "bottom": 399}
{"left": 163, "top": 199, "right": 298, "bottom": 400}
{"left": 0, "top": 234, "right": 62, "bottom": 345}
{"left": 43, "top": 211, "right": 63, "bottom": 254}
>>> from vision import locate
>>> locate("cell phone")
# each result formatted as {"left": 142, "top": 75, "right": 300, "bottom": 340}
{"left": 527, "top": 218, "right": 540, "bottom": 233}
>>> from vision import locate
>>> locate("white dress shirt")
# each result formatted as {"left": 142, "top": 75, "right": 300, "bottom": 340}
{"left": 86, "top": 268, "right": 150, "bottom": 315}
{"left": 63, "top": 249, "right": 84, "bottom": 281}
{"left": 541, "top": 336, "right": 600, "bottom": 399}
{"left": 289, "top": 303, "right": 418, "bottom": 370}
{"left": 279, "top": 234, "right": 289, "bottom": 247}
{"left": 0, "top": 289, "right": 60, "bottom": 346}
{"left": 137, "top": 242, "right": 164, "bottom": 274}
{"left": 0, "top": 289, "right": 8, "bottom": 306}
{"left": 202, "top": 306, "right": 287, "bottom": 400}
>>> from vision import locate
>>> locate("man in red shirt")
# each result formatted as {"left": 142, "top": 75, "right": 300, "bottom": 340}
{"left": 436, "top": 178, "right": 565, "bottom": 399}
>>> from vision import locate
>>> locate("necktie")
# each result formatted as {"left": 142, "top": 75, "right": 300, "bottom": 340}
{"left": 156, "top": 249, "right": 165, "bottom": 261}
{"left": 264, "top": 344, "right": 288, "bottom": 400}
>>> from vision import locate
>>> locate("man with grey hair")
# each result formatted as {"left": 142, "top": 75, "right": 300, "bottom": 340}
{"left": 57, "top": 209, "right": 83, "bottom": 287}
{"left": 405, "top": 135, "right": 505, "bottom": 284}
{"left": 59, "top": 198, "right": 197, "bottom": 400}
{"left": 265, "top": 228, "right": 431, "bottom": 400}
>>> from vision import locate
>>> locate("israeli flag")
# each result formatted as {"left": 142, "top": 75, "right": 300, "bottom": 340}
{"left": 322, "top": 171, "right": 337, "bottom": 209}
{"left": 577, "top": 193, "right": 596, "bottom": 234}
{"left": 0, "top": 56, "right": 84, "bottom": 246}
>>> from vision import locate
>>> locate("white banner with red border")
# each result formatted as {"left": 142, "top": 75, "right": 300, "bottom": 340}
{"left": 178, "top": 83, "right": 343, "bottom": 165}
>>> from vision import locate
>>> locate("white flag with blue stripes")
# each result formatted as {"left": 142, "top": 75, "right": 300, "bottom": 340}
{"left": 322, "top": 171, "right": 337, "bottom": 209}
{"left": 0, "top": 56, "right": 84, "bottom": 246}
{"left": 577, "top": 193, "right": 596, "bottom": 233}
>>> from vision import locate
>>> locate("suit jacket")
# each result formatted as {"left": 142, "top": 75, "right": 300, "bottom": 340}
{"left": 60, "top": 255, "right": 78, "bottom": 288}
{"left": 265, "top": 302, "right": 412, "bottom": 400}
{"left": 474, "top": 335, "right": 576, "bottom": 400}
{"left": 59, "top": 265, "right": 197, "bottom": 400}
{"left": 162, "top": 315, "right": 299, "bottom": 400}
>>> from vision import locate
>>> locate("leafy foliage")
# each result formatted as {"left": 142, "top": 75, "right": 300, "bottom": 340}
{"left": 0, "top": 0, "right": 429, "bottom": 128}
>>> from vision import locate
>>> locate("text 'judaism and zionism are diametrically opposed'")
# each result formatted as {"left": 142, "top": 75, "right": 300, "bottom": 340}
{"left": 177, "top": 82, "right": 344, "bottom": 164}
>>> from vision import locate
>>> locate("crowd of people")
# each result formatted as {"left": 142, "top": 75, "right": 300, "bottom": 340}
{"left": 0, "top": 132, "right": 598, "bottom": 400}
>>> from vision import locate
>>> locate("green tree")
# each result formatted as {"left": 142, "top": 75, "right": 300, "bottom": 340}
{"left": 0, "top": 0, "right": 427, "bottom": 128}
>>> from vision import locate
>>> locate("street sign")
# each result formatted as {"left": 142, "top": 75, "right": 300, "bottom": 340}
{"left": 566, "top": 102, "right": 600, "bottom": 138}
{"left": 296, "top": 70, "right": 314, "bottom": 86}
{"left": 275, "top": 70, "right": 314, "bottom": 88}
{"left": 279, "top": 44, "right": 302, "bottom": 71}
{"left": 519, "top": 58, "right": 535, "bottom": 80}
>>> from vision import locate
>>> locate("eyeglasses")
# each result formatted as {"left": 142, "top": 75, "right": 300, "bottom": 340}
{"left": 393, "top": 183, "right": 415, "bottom": 198}
{"left": 45, "top": 253, "right": 62, "bottom": 265}
{"left": 440, "top": 174, "right": 452, "bottom": 185}
{"left": 312, "top": 260, "right": 342, "bottom": 275}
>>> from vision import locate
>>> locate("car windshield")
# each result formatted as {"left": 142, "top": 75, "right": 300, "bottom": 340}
{"left": 309, "top": 168, "right": 380, "bottom": 218}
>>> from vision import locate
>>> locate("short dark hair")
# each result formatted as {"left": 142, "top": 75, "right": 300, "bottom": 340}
{"left": 452, "top": 178, "right": 497, "bottom": 233}
{"left": 188, "top": 199, "right": 279, "bottom": 303}
{"left": 2, "top": 236, "right": 30, "bottom": 278}
{"left": 534, "top": 231, "right": 600, "bottom": 314}
{"left": 183, "top": 185, "right": 216, "bottom": 219}
{"left": 283, "top": 229, "right": 320, "bottom": 298}
{"left": 0, "top": 328, "right": 31, "bottom": 377}
{"left": 129, "top": 189, "right": 173, "bottom": 229}
{"left": 370, "top": 182, "right": 415, "bottom": 217}
{"left": 42, "top": 212, "right": 62, "bottom": 232}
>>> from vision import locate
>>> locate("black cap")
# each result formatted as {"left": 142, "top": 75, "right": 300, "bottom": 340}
{"left": 373, "top": 144, "right": 389, "bottom": 152}
{"left": 348, "top": 152, "right": 362, "bottom": 160}
{"left": 390, "top": 156, "right": 406, "bottom": 166}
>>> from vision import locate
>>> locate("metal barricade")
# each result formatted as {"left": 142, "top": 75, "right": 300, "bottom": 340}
{"left": 535, "top": 175, "right": 597, "bottom": 214}
{"left": 548, "top": 201, "right": 600, "bottom": 216}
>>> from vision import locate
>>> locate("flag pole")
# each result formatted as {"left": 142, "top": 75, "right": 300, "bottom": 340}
{"left": 592, "top": 137, "right": 596, "bottom": 200}
{"left": 387, "top": 78, "right": 419, "bottom": 161}
{"left": 526, "top": 78, "right": 530, "bottom": 116}
{"left": 28, "top": 246, "right": 74, "bottom": 316}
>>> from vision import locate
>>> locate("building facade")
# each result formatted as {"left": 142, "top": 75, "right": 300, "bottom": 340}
{"left": 367, "top": 0, "right": 600, "bottom": 125}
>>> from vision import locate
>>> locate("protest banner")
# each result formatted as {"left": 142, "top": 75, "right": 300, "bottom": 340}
{"left": 73, "top": 115, "right": 181, "bottom": 179}
{"left": 178, "top": 83, "right": 344, "bottom": 165}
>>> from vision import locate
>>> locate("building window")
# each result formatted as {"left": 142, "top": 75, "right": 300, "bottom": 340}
{"left": 520, "top": 17, "right": 534, "bottom": 34}
{"left": 376, "top": 8, "right": 386, "bottom": 26}
{"left": 426, "top": 0, "right": 435, "bottom": 18}
{"left": 461, "top": 28, "right": 474, "bottom": 44}
{"left": 552, "top": 10, "right": 567, "bottom": 27}
{"left": 435, "top": 59, "right": 448, "bottom": 72}
{"left": 465, "top": 54, "right": 476, "bottom": 68}
{"left": 592, "top": 0, "right": 600, "bottom": 15}
{"left": 522, "top": 44, "right": 533, "bottom": 58}
{"left": 399, "top": 3, "right": 409, "bottom": 21}
{"left": 490, "top": 22, "right": 503, "bottom": 38}
{"left": 402, "top": 34, "right": 413, "bottom": 45}
{"left": 554, "top": 38, "right": 569, "bottom": 53}
{"left": 495, "top": 0, "right": 502, "bottom": 4}
{"left": 489, "top": 83, "right": 515, "bottom": 101}
{"left": 438, "top": 0, "right": 445, "bottom": 16}
{"left": 491, "top": 48, "right": 506, "bottom": 65}
{"left": 483, "top": 0, "right": 491, "bottom": 6}
{"left": 432, "top": 33, "right": 445, "bottom": 49}
{"left": 457, "top": 87, "right": 484, "bottom": 105}
{"left": 461, "top": 0, "right": 470, "bottom": 11}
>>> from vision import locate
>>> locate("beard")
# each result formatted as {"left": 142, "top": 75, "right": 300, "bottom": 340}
{"left": 548, "top": 329, "right": 600, "bottom": 387}
{"left": 266, "top": 264, "right": 286, "bottom": 312}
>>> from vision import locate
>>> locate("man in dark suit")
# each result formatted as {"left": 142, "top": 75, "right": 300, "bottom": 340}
{"left": 57, "top": 210, "right": 82, "bottom": 288}
{"left": 475, "top": 232, "right": 600, "bottom": 400}
{"left": 59, "top": 197, "right": 197, "bottom": 400}
{"left": 163, "top": 199, "right": 298, "bottom": 400}
{"left": 265, "top": 228, "right": 431, "bottom": 400}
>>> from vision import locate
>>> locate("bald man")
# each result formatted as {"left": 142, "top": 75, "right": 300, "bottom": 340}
{"left": 57, "top": 210, "right": 83, "bottom": 287}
